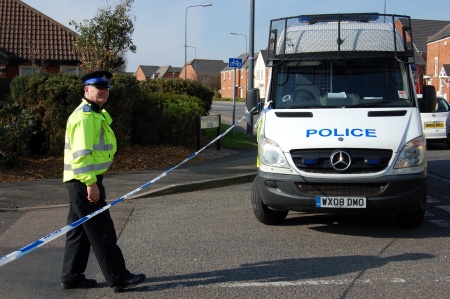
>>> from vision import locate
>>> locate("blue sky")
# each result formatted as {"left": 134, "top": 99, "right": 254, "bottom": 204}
{"left": 22, "top": 0, "right": 450, "bottom": 72}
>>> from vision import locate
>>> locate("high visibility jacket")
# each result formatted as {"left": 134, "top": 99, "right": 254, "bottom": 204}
{"left": 63, "top": 99, "right": 117, "bottom": 185}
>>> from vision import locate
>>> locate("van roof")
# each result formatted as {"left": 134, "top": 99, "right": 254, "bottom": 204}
{"left": 267, "top": 13, "right": 414, "bottom": 62}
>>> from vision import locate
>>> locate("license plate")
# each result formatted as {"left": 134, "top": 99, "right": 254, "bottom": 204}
{"left": 424, "top": 122, "right": 445, "bottom": 128}
{"left": 316, "top": 196, "right": 366, "bottom": 208}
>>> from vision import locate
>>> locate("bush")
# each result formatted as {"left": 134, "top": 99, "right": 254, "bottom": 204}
{"left": 0, "top": 101, "right": 35, "bottom": 168}
{"left": 132, "top": 92, "right": 204, "bottom": 145}
{"left": 140, "top": 78, "right": 214, "bottom": 113}
{"left": 41, "top": 74, "right": 84, "bottom": 154}
{"left": 107, "top": 73, "right": 142, "bottom": 147}
{"left": 8, "top": 73, "right": 83, "bottom": 155}
{"left": 1, "top": 73, "right": 210, "bottom": 162}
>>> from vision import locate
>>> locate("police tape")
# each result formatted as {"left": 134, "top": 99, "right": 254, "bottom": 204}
{"left": 0, "top": 105, "right": 257, "bottom": 268}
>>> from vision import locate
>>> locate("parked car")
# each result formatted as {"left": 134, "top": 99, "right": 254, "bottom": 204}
{"left": 420, "top": 97, "right": 449, "bottom": 146}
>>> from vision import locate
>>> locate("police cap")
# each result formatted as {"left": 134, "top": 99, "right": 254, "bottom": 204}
{"left": 81, "top": 70, "right": 113, "bottom": 87}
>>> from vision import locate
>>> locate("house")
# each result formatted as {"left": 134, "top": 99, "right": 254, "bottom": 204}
{"left": 425, "top": 23, "right": 450, "bottom": 100}
{"left": 155, "top": 65, "right": 181, "bottom": 79}
{"left": 220, "top": 53, "right": 249, "bottom": 99}
{"left": 180, "top": 59, "right": 226, "bottom": 85}
{"left": 397, "top": 18, "right": 450, "bottom": 94}
{"left": 0, "top": 0, "right": 80, "bottom": 80}
{"left": 134, "top": 65, "right": 181, "bottom": 81}
{"left": 220, "top": 50, "right": 270, "bottom": 100}
{"left": 253, "top": 50, "right": 269, "bottom": 99}
{"left": 410, "top": 19, "right": 450, "bottom": 93}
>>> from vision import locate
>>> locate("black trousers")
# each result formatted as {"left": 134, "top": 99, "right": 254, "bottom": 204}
{"left": 61, "top": 175, "right": 130, "bottom": 286}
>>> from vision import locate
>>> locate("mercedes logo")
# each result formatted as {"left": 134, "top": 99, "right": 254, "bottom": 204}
{"left": 330, "top": 150, "right": 352, "bottom": 172}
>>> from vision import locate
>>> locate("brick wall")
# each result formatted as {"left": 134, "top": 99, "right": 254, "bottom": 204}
{"left": 427, "top": 37, "right": 450, "bottom": 100}
{"left": 220, "top": 69, "right": 248, "bottom": 99}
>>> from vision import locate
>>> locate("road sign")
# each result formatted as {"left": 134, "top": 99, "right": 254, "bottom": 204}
{"left": 228, "top": 58, "right": 243, "bottom": 68}
{"left": 200, "top": 115, "right": 220, "bottom": 129}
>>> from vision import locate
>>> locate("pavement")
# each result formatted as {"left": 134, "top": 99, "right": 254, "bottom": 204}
{"left": 0, "top": 147, "right": 258, "bottom": 211}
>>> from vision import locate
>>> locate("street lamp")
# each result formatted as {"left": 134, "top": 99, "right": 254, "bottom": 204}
{"left": 184, "top": 45, "right": 197, "bottom": 79}
{"left": 230, "top": 32, "right": 248, "bottom": 55}
{"left": 185, "top": 4, "right": 212, "bottom": 79}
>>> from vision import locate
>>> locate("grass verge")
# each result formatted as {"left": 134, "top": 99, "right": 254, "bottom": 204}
{"left": 202, "top": 124, "right": 257, "bottom": 151}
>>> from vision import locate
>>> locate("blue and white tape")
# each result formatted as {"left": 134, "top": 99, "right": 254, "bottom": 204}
{"left": 0, "top": 105, "right": 257, "bottom": 268}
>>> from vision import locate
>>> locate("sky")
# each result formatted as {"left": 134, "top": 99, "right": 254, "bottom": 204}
{"left": 22, "top": 0, "right": 450, "bottom": 73}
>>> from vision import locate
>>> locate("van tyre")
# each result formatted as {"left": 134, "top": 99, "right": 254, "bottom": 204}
{"left": 251, "top": 177, "right": 288, "bottom": 225}
{"left": 396, "top": 188, "right": 426, "bottom": 228}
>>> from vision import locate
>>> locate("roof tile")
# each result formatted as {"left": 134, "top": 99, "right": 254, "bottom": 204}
{"left": 0, "top": 0, "right": 79, "bottom": 62}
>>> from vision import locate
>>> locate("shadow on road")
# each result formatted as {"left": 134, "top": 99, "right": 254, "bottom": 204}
{"left": 130, "top": 252, "right": 434, "bottom": 292}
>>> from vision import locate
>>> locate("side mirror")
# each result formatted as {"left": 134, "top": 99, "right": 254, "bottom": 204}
{"left": 246, "top": 88, "right": 260, "bottom": 115}
{"left": 419, "top": 85, "right": 437, "bottom": 112}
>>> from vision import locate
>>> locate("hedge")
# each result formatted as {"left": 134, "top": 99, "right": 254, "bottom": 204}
{"left": 0, "top": 73, "right": 213, "bottom": 168}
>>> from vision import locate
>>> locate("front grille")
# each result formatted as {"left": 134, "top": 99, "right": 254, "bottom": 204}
{"left": 297, "top": 183, "right": 387, "bottom": 196}
{"left": 290, "top": 148, "right": 393, "bottom": 174}
{"left": 275, "top": 112, "right": 313, "bottom": 118}
{"left": 368, "top": 110, "right": 407, "bottom": 117}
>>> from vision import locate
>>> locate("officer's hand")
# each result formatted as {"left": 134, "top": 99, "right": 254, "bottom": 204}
{"left": 87, "top": 183, "right": 100, "bottom": 204}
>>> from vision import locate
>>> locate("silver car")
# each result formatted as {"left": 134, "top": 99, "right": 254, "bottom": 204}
{"left": 421, "top": 97, "right": 449, "bottom": 147}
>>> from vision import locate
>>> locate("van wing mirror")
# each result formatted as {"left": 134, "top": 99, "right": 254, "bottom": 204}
{"left": 419, "top": 85, "right": 437, "bottom": 113}
{"left": 246, "top": 88, "right": 261, "bottom": 115}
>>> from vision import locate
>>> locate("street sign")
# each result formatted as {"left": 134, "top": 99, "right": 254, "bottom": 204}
{"left": 228, "top": 58, "right": 243, "bottom": 68}
{"left": 200, "top": 115, "right": 220, "bottom": 129}
{"left": 197, "top": 115, "right": 221, "bottom": 151}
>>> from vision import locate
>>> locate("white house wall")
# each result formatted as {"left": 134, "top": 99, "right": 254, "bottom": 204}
{"left": 254, "top": 51, "right": 267, "bottom": 98}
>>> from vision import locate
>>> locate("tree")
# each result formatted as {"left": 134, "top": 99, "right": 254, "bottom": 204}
{"left": 70, "top": 0, "right": 137, "bottom": 73}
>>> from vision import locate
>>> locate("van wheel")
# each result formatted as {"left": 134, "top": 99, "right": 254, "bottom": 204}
{"left": 251, "top": 177, "right": 288, "bottom": 225}
{"left": 396, "top": 189, "right": 426, "bottom": 228}
{"left": 446, "top": 134, "right": 450, "bottom": 149}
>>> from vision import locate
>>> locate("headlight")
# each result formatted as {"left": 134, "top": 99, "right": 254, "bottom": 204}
{"left": 394, "top": 136, "right": 426, "bottom": 169}
{"left": 259, "top": 136, "right": 289, "bottom": 168}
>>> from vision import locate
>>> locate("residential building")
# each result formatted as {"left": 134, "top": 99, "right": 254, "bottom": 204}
{"left": 220, "top": 53, "right": 249, "bottom": 99}
{"left": 220, "top": 50, "right": 270, "bottom": 100}
{"left": 134, "top": 65, "right": 181, "bottom": 81}
{"left": 254, "top": 50, "right": 269, "bottom": 99}
{"left": 425, "top": 24, "right": 450, "bottom": 100}
{"left": 0, "top": 0, "right": 80, "bottom": 80}
{"left": 180, "top": 59, "right": 226, "bottom": 85}
{"left": 397, "top": 18, "right": 450, "bottom": 94}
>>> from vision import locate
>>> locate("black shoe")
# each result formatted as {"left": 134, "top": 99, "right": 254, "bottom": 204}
{"left": 113, "top": 273, "right": 146, "bottom": 293}
{"left": 61, "top": 277, "right": 97, "bottom": 289}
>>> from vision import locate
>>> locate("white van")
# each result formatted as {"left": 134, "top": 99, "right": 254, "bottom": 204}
{"left": 246, "top": 13, "right": 437, "bottom": 228}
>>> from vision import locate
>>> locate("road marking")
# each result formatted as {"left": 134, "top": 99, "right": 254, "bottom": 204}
{"left": 428, "top": 173, "right": 450, "bottom": 183}
{"left": 196, "top": 276, "right": 450, "bottom": 288}
{"left": 436, "top": 206, "right": 450, "bottom": 213}
{"left": 429, "top": 219, "right": 450, "bottom": 228}
{"left": 427, "top": 196, "right": 440, "bottom": 203}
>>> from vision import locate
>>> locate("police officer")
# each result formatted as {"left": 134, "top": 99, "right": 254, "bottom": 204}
{"left": 61, "top": 71, "right": 145, "bottom": 293}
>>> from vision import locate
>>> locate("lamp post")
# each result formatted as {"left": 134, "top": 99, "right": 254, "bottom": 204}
{"left": 185, "top": 4, "right": 212, "bottom": 79}
{"left": 185, "top": 45, "right": 197, "bottom": 80}
{"left": 229, "top": 32, "right": 248, "bottom": 55}
{"left": 247, "top": 0, "right": 255, "bottom": 136}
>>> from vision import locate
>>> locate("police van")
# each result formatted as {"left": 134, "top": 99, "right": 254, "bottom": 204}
{"left": 246, "top": 13, "right": 437, "bottom": 228}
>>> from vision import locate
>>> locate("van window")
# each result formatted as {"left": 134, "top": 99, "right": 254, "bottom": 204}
{"left": 272, "top": 58, "right": 412, "bottom": 109}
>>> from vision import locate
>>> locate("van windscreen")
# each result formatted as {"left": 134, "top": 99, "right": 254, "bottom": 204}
{"left": 272, "top": 58, "right": 412, "bottom": 109}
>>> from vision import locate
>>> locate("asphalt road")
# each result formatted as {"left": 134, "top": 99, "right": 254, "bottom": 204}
{"left": 1, "top": 145, "right": 450, "bottom": 298}
{"left": 211, "top": 101, "right": 257, "bottom": 134}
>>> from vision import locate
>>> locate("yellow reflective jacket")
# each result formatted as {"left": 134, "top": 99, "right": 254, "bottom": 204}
{"left": 63, "top": 99, "right": 117, "bottom": 185}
